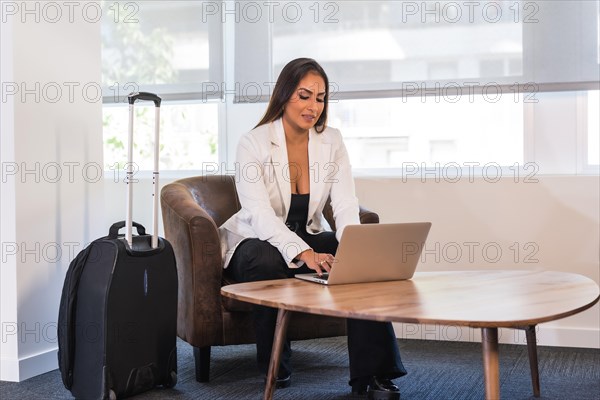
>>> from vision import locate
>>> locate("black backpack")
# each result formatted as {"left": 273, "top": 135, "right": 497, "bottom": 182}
{"left": 57, "top": 241, "right": 95, "bottom": 389}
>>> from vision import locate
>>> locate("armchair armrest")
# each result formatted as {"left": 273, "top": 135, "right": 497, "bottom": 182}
{"left": 160, "top": 183, "right": 224, "bottom": 346}
{"left": 359, "top": 205, "right": 380, "bottom": 225}
{"left": 323, "top": 198, "right": 380, "bottom": 230}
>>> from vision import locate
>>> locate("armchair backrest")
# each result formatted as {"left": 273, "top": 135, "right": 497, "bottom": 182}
{"left": 170, "top": 175, "right": 241, "bottom": 227}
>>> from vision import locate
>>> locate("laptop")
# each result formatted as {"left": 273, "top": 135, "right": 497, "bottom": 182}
{"left": 295, "top": 222, "right": 432, "bottom": 285}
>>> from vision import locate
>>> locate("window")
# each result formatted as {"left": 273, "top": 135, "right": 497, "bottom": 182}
{"left": 328, "top": 93, "right": 523, "bottom": 169}
{"left": 101, "top": 1, "right": 221, "bottom": 171}
{"left": 272, "top": 0, "right": 525, "bottom": 169}
{"left": 271, "top": 1, "right": 524, "bottom": 89}
{"left": 99, "top": 1, "right": 598, "bottom": 174}
{"left": 102, "top": 102, "right": 218, "bottom": 171}
{"left": 232, "top": 0, "right": 599, "bottom": 173}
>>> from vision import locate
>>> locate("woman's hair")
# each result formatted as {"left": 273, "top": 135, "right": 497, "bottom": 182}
{"left": 255, "top": 58, "right": 329, "bottom": 133}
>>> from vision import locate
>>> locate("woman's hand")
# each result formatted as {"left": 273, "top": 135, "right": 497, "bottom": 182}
{"left": 297, "top": 249, "right": 335, "bottom": 276}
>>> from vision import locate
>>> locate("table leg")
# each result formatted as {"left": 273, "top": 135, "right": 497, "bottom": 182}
{"left": 264, "top": 309, "right": 292, "bottom": 400}
{"left": 481, "top": 327, "right": 500, "bottom": 400}
{"left": 525, "top": 325, "right": 541, "bottom": 397}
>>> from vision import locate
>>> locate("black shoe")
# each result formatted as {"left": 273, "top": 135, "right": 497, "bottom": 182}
{"left": 276, "top": 374, "right": 291, "bottom": 389}
{"left": 264, "top": 374, "right": 291, "bottom": 389}
{"left": 367, "top": 377, "right": 400, "bottom": 400}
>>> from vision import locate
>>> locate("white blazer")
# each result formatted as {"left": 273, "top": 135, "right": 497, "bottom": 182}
{"left": 219, "top": 118, "right": 360, "bottom": 269}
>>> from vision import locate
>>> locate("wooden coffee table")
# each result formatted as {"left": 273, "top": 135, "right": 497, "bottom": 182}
{"left": 221, "top": 270, "right": 599, "bottom": 400}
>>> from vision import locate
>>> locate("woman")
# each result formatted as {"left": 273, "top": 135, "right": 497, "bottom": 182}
{"left": 219, "top": 58, "right": 407, "bottom": 398}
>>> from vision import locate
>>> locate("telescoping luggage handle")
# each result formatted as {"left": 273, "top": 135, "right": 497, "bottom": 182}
{"left": 126, "top": 92, "right": 161, "bottom": 249}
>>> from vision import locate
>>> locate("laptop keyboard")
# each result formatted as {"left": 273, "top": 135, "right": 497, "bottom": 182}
{"left": 316, "top": 273, "right": 329, "bottom": 281}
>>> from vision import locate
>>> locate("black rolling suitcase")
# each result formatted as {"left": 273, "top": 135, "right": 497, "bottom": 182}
{"left": 58, "top": 92, "right": 178, "bottom": 400}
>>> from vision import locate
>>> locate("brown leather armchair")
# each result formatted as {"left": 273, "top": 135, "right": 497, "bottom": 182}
{"left": 160, "top": 175, "right": 380, "bottom": 382}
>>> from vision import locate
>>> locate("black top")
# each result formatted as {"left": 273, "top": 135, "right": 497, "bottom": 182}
{"left": 285, "top": 193, "right": 310, "bottom": 233}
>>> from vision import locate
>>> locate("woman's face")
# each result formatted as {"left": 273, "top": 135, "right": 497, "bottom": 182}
{"left": 282, "top": 72, "right": 326, "bottom": 135}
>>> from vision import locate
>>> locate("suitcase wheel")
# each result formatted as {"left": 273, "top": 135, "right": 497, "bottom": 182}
{"left": 164, "top": 371, "right": 177, "bottom": 388}
{"left": 109, "top": 389, "right": 117, "bottom": 400}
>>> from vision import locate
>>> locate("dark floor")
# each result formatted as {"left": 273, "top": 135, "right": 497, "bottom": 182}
{"left": 1, "top": 338, "right": 599, "bottom": 399}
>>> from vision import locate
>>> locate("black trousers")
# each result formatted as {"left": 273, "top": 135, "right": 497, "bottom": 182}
{"left": 225, "top": 231, "right": 408, "bottom": 384}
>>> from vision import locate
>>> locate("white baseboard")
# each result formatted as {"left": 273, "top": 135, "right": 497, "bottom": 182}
{"left": 0, "top": 358, "right": 19, "bottom": 382}
{"left": 393, "top": 323, "right": 600, "bottom": 348}
{"left": 534, "top": 326, "right": 600, "bottom": 348}
{"left": 0, "top": 348, "right": 58, "bottom": 382}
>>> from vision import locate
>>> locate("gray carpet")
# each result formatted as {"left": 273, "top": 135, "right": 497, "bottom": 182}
{"left": 1, "top": 337, "right": 598, "bottom": 399}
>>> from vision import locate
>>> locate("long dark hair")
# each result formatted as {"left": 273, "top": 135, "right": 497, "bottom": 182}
{"left": 255, "top": 58, "right": 329, "bottom": 133}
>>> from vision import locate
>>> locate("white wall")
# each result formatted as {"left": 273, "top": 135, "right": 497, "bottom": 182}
{"left": 0, "top": 13, "right": 104, "bottom": 382}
